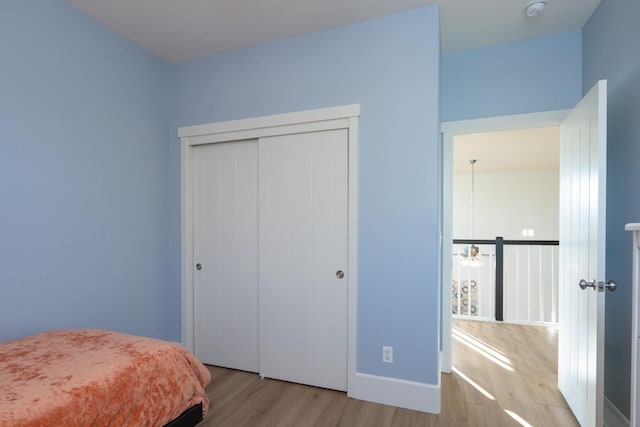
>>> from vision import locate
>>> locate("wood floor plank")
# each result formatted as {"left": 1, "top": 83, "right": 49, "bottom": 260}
{"left": 534, "top": 403, "right": 579, "bottom": 426}
{"left": 390, "top": 407, "right": 432, "bottom": 426}
{"left": 211, "top": 380, "right": 284, "bottom": 426}
{"left": 202, "top": 368, "right": 261, "bottom": 424}
{"left": 274, "top": 385, "right": 336, "bottom": 427}
{"left": 199, "top": 319, "right": 575, "bottom": 426}
{"left": 204, "top": 373, "right": 271, "bottom": 426}
{"left": 253, "top": 381, "right": 309, "bottom": 427}
{"left": 465, "top": 403, "right": 508, "bottom": 427}
{"left": 439, "top": 371, "right": 470, "bottom": 426}
{"left": 314, "top": 394, "right": 363, "bottom": 427}
{"left": 451, "top": 335, "right": 500, "bottom": 407}
{"left": 352, "top": 401, "right": 396, "bottom": 427}
{"left": 489, "top": 364, "right": 545, "bottom": 427}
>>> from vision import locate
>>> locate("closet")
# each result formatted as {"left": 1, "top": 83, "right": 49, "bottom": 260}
{"left": 182, "top": 109, "right": 355, "bottom": 392}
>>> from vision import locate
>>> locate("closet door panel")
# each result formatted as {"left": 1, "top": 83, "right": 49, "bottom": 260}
{"left": 259, "top": 129, "right": 348, "bottom": 391}
{"left": 193, "top": 140, "right": 258, "bottom": 372}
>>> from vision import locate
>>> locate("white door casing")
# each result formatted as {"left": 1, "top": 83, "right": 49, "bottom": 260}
{"left": 558, "top": 80, "right": 608, "bottom": 427}
{"left": 440, "top": 110, "right": 571, "bottom": 374}
{"left": 193, "top": 140, "right": 259, "bottom": 372}
{"left": 258, "top": 129, "right": 348, "bottom": 391}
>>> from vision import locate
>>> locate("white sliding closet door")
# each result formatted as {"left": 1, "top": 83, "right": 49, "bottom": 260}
{"left": 193, "top": 140, "right": 259, "bottom": 372}
{"left": 259, "top": 129, "right": 349, "bottom": 391}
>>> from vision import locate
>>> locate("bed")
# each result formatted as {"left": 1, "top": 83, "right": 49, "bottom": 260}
{"left": 0, "top": 329, "right": 211, "bottom": 427}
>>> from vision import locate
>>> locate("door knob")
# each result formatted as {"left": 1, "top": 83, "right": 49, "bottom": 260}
{"left": 579, "top": 279, "right": 596, "bottom": 290}
{"left": 336, "top": 270, "right": 345, "bottom": 279}
{"left": 598, "top": 280, "right": 617, "bottom": 292}
{"left": 196, "top": 263, "right": 202, "bottom": 271}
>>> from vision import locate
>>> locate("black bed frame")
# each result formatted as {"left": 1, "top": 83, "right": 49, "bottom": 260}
{"left": 163, "top": 402, "right": 203, "bottom": 427}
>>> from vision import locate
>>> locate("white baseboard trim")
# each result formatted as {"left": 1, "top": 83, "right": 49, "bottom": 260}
{"left": 348, "top": 372, "right": 440, "bottom": 414}
{"left": 604, "top": 396, "right": 629, "bottom": 427}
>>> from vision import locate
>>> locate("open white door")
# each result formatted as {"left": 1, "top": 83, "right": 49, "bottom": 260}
{"left": 558, "top": 80, "right": 614, "bottom": 427}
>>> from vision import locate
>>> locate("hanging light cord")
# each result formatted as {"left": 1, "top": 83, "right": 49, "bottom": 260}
{"left": 470, "top": 159, "right": 476, "bottom": 240}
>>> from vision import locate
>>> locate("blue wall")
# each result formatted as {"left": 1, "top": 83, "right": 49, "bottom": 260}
{"left": 172, "top": 6, "right": 441, "bottom": 383}
{"left": 1, "top": 2, "right": 441, "bottom": 386}
{"left": 583, "top": 0, "right": 640, "bottom": 417}
{"left": 441, "top": 30, "right": 582, "bottom": 122}
{"left": 0, "top": 1, "right": 175, "bottom": 341}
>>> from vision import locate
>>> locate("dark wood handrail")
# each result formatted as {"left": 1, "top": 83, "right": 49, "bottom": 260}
{"left": 453, "top": 239, "right": 559, "bottom": 246}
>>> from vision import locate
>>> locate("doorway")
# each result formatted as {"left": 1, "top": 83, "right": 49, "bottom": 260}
{"left": 440, "top": 109, "right": 569, "bottom": 373}
{"left": 451, "top": 127, "right": 560, "bottom": 324}
{"left": 441, "top": 110, "right": 575, "bottom": 425}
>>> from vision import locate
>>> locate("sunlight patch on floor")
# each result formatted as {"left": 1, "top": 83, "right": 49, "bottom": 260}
{"left": 453, "top": 327, "right": 514, "bottom": 371}
{"left": 504, "top": 409, "right": 534, "bottom": 427}
{"left": 452, "top": 366, "right": 496, "bottom": 401}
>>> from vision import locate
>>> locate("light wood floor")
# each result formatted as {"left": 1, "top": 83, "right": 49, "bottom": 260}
{"left": 199, "top": 320, "right": 578, "bottom": 426}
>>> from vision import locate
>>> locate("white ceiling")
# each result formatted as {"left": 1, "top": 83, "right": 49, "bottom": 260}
{"left": 65, "top": 0, "right": 601, "bottom": 64}
{"left": 440, "top": 0, "right": 600, "bottom": 52}
{"left": 453, "top": 127, "right": 560, "bottom": 174}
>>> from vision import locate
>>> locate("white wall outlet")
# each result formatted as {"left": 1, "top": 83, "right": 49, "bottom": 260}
{"left": 382, "top": 346, "right": 393, "bottom": 364}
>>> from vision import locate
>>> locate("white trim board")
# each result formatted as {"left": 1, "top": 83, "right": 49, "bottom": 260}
{"left": 439, "top": 109, "right": 570, "bottom": 373}
{"left": 350, "top": 373, "right": 441, "bottom": 414}
{"left": 178, "top": 104, "right": 360, "bottom": 139}
{"left": 179, "top": 104, "right": 361, "bottom": 406}
{"left": 440, "top": 110, "right": 570, "bottom": 134}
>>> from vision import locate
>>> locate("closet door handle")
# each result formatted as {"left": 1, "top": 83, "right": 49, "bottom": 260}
{"left": 196, "top": 263, "right": 202, "bottom": 271}
{"left": 578, "top": 279, "right": 596, "bottom": 290}
{"left": 336, "top": 270, "right": 344, "bottom": 279}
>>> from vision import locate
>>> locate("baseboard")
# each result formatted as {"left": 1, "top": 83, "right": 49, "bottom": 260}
{"left": 604, "top": 396, "right": 629, "bottom": 427}
{"left": 348, "top": 372, "right": 440, "bottom": 414}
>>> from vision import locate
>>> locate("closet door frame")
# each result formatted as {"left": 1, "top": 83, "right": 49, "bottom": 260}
{"left": 178, "top": 104, "right": 360, "bottom": 391}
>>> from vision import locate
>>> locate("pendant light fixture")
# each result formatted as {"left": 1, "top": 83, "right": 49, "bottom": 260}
{"left": 461, "top": 159, "right": 483, "bottom": 267}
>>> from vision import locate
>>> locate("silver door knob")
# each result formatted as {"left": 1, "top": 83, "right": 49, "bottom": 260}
{"left": 336, "top": 270, "right": 344, "bottom": 279}
{"left": 579, "top": 279, "right": 596, "bottom": 290}
{"left": 599, "top": 280, "right": 617, "bottom": 292}
{"left": 196, "top": 263, "right": 202, "bottom": 271}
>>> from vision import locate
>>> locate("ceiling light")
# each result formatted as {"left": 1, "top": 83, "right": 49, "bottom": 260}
{"left": 525, "top": 0, "right": 547, "bottom": 17}
{"left": 461, "top": 159, "right": 484, "bottom": 268}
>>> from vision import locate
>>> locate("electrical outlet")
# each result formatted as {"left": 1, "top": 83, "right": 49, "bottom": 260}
{"left": 382, "top": 346, "right": 393, "bottom": 364}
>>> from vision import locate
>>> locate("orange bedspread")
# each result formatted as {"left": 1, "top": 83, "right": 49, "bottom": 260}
{"left": 0, "top": 329, "right": 210, "bottom": 427}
